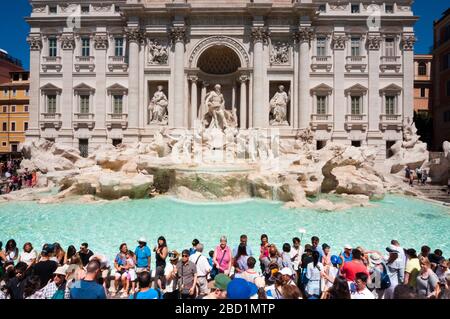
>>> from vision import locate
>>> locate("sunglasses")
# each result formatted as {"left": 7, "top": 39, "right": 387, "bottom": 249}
{"left": 182, "top": 254, "right": 189, "bottom": 257}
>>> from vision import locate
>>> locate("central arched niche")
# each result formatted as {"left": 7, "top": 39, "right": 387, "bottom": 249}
{"left": 197, "top": 45, "right": 241, "bottom": 75}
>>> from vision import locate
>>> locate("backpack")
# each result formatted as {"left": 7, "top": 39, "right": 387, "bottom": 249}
{"left": 379, "top": 263, "right": 391, "bottom": 290}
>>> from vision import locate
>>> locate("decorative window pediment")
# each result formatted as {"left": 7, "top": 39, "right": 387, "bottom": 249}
{"left": 73, "top": 83, "right": 95, "bottom": 94}
{"left": 379, "top": 83, "right": 402, "bottom": 95}
{"left": 40, "top": 83, "right": 62, "bottom": 93}
{"left": 344, "top": 84, "right": 368, "bottom": 96}
{"left": 310, "top": 83, "right": 333, "bottom": 95}
{"left": 107, "top": 83, "right": 128, "bottom": 95}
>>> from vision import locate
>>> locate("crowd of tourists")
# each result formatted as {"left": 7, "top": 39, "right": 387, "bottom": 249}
{"left": 405, "top": 167, "right": 429, "bottom": 187}
{"left": 0, "top": 159, "right": 37, "bottom": 194}
{"left": 0, "top": 235, "right": 449, "bottom": 300}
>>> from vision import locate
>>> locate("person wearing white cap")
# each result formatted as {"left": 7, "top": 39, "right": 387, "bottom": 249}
{"left": 135, "top": 237, "right": 151, "bottom": 275}
{"left": 366, "top": 252, "right": 386, "bottom": 299}
{"left": 371, "top": 245, "right": 404, "bottom": 299}
{"left": 40, "top": 265, "right": 70, "bottom": 299}
{"left": 279, "top": 267, "right": 297, "bottom": 286}
{"left": 339, "top": 245, "right": 353, "bottom": 265}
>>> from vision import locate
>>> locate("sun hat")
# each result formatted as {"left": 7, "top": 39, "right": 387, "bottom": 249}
{"left": 214, "top": 274, "right": 232, "bottom": 291}
{"left": 344, "top": 244, "right": 352, "bottom": 250}
{"left": 279, "top": 267, "right": 293, "bottom": 276}
{"left": 137, "top": 237, "right": 147, "bottom": 243}
{"left": 330, "top": 255, "right": 341, "bottom": 265}
{"left": 369, "top": 253, "right": 383, "bottom": 265}
{"left": 54, "top": 265, "right": 68, "bottom": 276}
{"left": 169, "top": 250, "right": 180, "bottom": 261}
{"left": 386, "top": 245, "right": 400, "bottom": 254}
{"left": 227, "top": 278, "right": 258, "bottom": 299}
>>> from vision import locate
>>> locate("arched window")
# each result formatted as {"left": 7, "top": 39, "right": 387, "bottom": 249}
{"left": 418, "top": 62, "right": 427, "bottom": 76}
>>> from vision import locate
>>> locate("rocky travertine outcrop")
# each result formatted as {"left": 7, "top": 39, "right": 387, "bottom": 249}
{"left": 5, "top": 122, "right": 442, "bottom": 208}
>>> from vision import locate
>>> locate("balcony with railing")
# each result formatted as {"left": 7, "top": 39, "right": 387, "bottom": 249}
{"left": 345, "top": 114, "right": 368, "bottom": 131}
{"left": 106, "top": 113, "right": 128, "bottom": 129}
{"left": 40, "top": 112, "right": 62, "bottom": 129}
{"left": 380, "top": 56, "right": 401, "bottom": 73}
{"left": 42, "top": 56, "right": 62, "bottom": 72}
{"left": 345, "top": 56, "right": 367, "bottom": 72}
{"left": 379, "top": 114, "right": 402, "bottom": 131}
{"left": 74, "top": 56, "right": 95, "bottom": 72}
{"left": 108, "top": 56, "right": 128, "bottom": 72}
{"left": 310, "top": 113, "right": 333, "bottom": 130}
{"left": 311, "top": 56, "right": 332, "bottom": 72}
{"left": 73, "top": 113, "right": 95, "bottom": 129}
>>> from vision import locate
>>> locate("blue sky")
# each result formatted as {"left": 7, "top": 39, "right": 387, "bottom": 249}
{"left": 0, "top": 0, "right": 448, "bottom": 70}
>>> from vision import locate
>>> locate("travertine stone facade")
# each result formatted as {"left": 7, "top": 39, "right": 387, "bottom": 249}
{"left": 26, "top": 0, "right": 418, "bottom": 160}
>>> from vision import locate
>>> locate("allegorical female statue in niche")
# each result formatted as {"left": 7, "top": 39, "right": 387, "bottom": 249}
{"left": 148, "top": 85, "right": 168, "bottom": 125}
{"left": 269, "top": 85, "right": 289, "bottom": 126}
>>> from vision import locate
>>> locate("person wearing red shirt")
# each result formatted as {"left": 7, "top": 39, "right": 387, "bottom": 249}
{"left": 340, "top": 249, "right": 369, "bottom": 282}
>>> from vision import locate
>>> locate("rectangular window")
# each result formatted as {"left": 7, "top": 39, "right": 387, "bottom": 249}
{"left": 24, "top": 105, "right": 29, "bottom": 112}
{"left": 25, "top": 89, "right": 29, "bottom": 96}
{"left": 317, "top": 37, "right": 326, "bottom": 56}
{"left": 80, "top": 95, "right": 90, "bottom": 113}
{"left": 49, "top": 38, "right": 57, "bottom": 57}
{"left": 112, "top": 139, "right": 122, "bottom": 147}
{"left": 115, "top": 38, "right": 124, "bottom": 57}
{"left": 351, "top": 4, "right": 360, "bottom": 13}
{"left": 13, "top": 73, "right": 20, "bottom": 81}
{"left": 351, "top": 140, "right": 361, "bottom": 147}
{"left": 447, "top": 80, "right": 450, "bottom": 97}
{"left": 2, "top": 122, "right": 6, "bottom": 131}
{"left": 11, "top": 106, "right": 16, "bottom": 113}
{"left": 1, "top": 142, "right": 6, "bottom": 147}
{"left": 11, "top": 143, "right": 18, "bottom": 153}
{"left": 420, "top": 88, "right": 426, "bottom": 98}
{"left": 385, "top": 38, "right": 395, "bottom": 57}
{"left": 11, "top": 122, "right": 15, "bottom": 132}
{"left": 22, "top": 73, "right": 29, "bottom": 81}
{"left": 385, "top": 96, "right": 396, "bottom": 115}
{"left": 81, "top": 6, "right": 90, "bottom": 14}
{"left": 318, "top": 4, "right": 326, "bottom": 13}
{"left": 317, "top": 96, "right": 327, "bottom": 114}
{"left": 113, "top": 95, "right": 123, "bottom": 114}
{"left": 2, "top": 106, "right": 7, "bottom": 113}
{"left": 351, "top": 96, "right": 361, "bottom": 114}
{"left": 24, "top": 122, "right": 28, "bottom": 131}
{"left": 3, "top": 89, "right": 7, "bottom": 97}
{"left": 444, "top": 111, "right": 450, "bottom": 123}
{"left": 47, "top": 95, "right": 57, "bottom": 113}
{"left": 385, "top": 5, "right": 394, "bottom": 13}
{"left": 49, "top": 5, "right": 57, "bottom": 14}
{"left": 81, "top": 38, "right": 90, "bottom": 57}
{"left": 12, "top": 89, "right": 16, "bottom": 97}
{"left": 115, "top": 5, "right": 120, "bottom": 13}
{"left": 351, "top": 37, "right": 360, "bottom": 56}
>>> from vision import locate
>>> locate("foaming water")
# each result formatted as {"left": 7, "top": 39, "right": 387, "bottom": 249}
{"left": 0, "top": 195, "right": 449, "bottom": 266}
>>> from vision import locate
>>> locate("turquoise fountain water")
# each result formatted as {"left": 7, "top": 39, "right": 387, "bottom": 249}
{"left": 1, "top": 195, "right": 449, "bottom": 265}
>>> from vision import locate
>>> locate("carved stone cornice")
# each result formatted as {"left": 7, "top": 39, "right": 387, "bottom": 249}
{"left": 125, "top": 27, "right": 144, "bottom": 44}
{"left": 169, "top": 26, "right": 187, "bottom": 44}
{"left": 401, "top": 34, "right": 416, "bottom": 51}
{"left": 188, "top": 75, "right": 198, "bottom": 83}
{"left": 293, "top": 27, "right": 314, "bottom": 45}
{"left": 367, "top": 35, "right": 382, "bottom": 50}
{"left": 27, "top": 35, "right": 42, "bottom": 51}
{"left": 251, "top": 27, "right": 270, "bottom": 44}
{"left": 332, "top": 34, "right": 347, "bottom": 50}
{"left": 60, "top": 34, "right": 75, "bottom": 50}
{"left": 93, "top": 34, "right": 109, "bottom": 50}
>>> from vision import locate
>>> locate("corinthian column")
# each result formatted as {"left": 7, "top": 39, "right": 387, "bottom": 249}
{"left": 189, "top": 75, "right": 198, "bottom": 129}
{"left": 26, "top": 34, "right": 42, "bottom": 140}
{"left": 60, "top": 33, "right": 75, "bottom": 136}
{"left": 295, "top": 27, "right": 313, "bottom": 129}
{"left": 402, "top": 33, "right": 416, "bottom": 124}
{"left": 239, "top": 74, "right": 248, "bottom": 129}
{"left": 125, "top": 27, "right": 142, "bottom": 131}
{"left": 170, "top": 26, "right": 187, "bottom": 128}
{"left": 251, "top": 26, "right": 269, "bottom": 128}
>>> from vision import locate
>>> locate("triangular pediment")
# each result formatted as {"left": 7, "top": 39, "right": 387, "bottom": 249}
{"left": 380, "top": 83, "right": 402, "bottom": 93}
{"left": 40, "top": 83, "right": 62, "bottom": 91}
{"left": 344, "top": 83, "right": 368, "bottom": 95}
{"left": 310, "top": 83, "right": 333, "bottom": 95}
{"left": 107, "top": 83, "right": 128, "bottom": 92}
{"left": 73, "top": 82, "right": 95, "bottom": 92}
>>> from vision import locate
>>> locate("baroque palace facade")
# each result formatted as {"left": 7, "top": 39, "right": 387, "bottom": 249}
{"left": 26, "top": 0, "right": 417, "bottom": 159}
